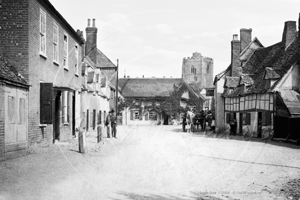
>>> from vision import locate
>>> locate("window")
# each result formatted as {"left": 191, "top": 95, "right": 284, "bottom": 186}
{"left": 53, "top": 23, "right": 59, "bottom": 64}
{"left": 194, "top": 76, "right": 197, "bottom": 81}
{"left": 75, "top": 44, "right": 79, "bottom": 75}
{"left": 134, "top": 111, "right": 139, "bottom": 119}
{"left": 63, "top": 34, "right": 68, "bottom": 69}
{"left": 40, "top": 9, "right": 46, "bottom": 56}
{"left": 242, "top": 113, "right": 251, "bottom": 125}
{"left": 62, "top": 91, "right": 69, "bottom": 124}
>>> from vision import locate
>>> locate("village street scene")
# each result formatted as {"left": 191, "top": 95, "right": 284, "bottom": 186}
{"left": 0, "top": 0, "right": 300, "bottom": 200}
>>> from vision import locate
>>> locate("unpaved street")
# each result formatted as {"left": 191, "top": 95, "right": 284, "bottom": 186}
{"left": 1, "top": 125, "right": 300, "bottom": 200}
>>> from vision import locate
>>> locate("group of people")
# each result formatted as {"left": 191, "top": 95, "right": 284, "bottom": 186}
{"left": 105, "top": 109, "right": 117, "bottom": 138}
{"left": 182, "top": 110, "right": 215, "bottom": 133}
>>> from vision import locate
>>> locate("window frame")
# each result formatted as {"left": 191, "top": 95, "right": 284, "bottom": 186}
{"left": 39, "top": 9, "right": 47, "bottom": 57}
{"left": 53, "top": 22, "right": 59, "bottom": 64}
{"left": 75, "top": 44, "right": 79, "bottom": 76}
{"left": 63, "top": 34, "right": 68, "bottom": 70}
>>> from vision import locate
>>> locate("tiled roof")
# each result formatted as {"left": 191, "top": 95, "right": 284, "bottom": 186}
{"left": 0, "top": 56, "right": 28, "bottom": 86}
{"left": 264, "top": 67, "right": 280, "bottom": 80}
{"left": 240, "top": 75, "right": 254, "bottom": 85}
{"left": 224, "top": 77, "right": 239, "bottom": 88}
{"left": 241, "top": 34, "right": 300, "bottom": 95}
{"left": 96, "top": 49, "right": 116, "bottom": 68}
{"left": 119, "top": 78, "right": 182, "bottom": 98}
{"left": 278, "top": 89, "right": 300, "bottom": 115}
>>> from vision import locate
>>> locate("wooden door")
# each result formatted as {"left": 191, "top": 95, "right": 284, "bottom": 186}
{"left": 5, "top": 86, "right": 28, "bottom": 156}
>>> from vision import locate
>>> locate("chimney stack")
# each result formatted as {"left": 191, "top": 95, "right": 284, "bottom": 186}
{"left": 282, "top": 21, "right": 296, "bottom": 50}
{"left": 231, "top": 34, "right": 241, "bottom": 77}
{"left": 240, "top": 28, "right": 252, "bottom": 52}
{"left": 85, "top": 18, "right": 98, "bottom": 65}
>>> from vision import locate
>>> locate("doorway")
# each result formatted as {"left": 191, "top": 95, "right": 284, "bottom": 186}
{"left": 72, "top": 92, "right": 75, "bottom": 137}
{"left": 257, "top": 112, "right": 262, "bottom": 138}
{"left": 53, "top": 91, "right": 61, "bottom": 141}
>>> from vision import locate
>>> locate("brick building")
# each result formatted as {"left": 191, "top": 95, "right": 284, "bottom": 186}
{"left": 0, "top": 56, "right": 29, "bottom": 160}
{"left": 0, "top": 0, "right": 84, "bottom": 148}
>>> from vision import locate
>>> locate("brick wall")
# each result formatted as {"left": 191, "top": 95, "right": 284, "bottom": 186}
{"left": 27, "top": 0, "right": 83, "bottom": 145}
{"left": 0, "top": 85, "right": 5, "bottom": 160}
{"left": 0, "top": 0, "right": 30, "bottom": 80}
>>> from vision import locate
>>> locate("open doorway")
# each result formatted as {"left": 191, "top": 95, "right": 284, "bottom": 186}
{"left": 53, "top": 91, "right": 61, "bottom": 142}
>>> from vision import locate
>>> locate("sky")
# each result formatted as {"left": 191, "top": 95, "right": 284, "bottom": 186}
{"left": 50, "top": 0, "right": 300, "bottom": 79}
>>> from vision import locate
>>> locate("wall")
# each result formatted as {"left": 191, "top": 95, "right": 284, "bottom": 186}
{"left": 214, "top": 78, "right": 225, "bottom": 128}
{"left": 26, "top": 0, "right": 83, "bottom": 145}
{"left": 0, "top": 0, "right": 30, "bottom": 79}
{"left": 182, "top": 52, "right": 214, "bottom": 89}
{"left": 0, "top": 84, "right": 5, "bottom": 160}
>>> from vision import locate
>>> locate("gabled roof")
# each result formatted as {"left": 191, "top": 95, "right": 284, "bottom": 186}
{"left": 240, "top": 75, "right": 254, "bottom": 86}
{"left": 96, "top": 49, "right": 116, "bottom": 69}
{"left": 264, "top": 67, "right": 280, "bottom": 80}
{"left": 224, "top": 77, "right": 239, "bottom": 88}
{"left": 214, "top": 65, "right": 230, "bottom": 85}
{"left": 119, "top": 78, "right": 182, "bottom": 98}
{"left": 0, "top": 56, "right": 28, "bottom": 87}
{"left": 277, "top": 89, "right": 300, "bottom": 115}
{"left": 244, "top": 35, "right": 300, "bottom": 94}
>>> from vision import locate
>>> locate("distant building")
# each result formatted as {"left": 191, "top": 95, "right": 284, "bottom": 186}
{"left": 182, "top": 52, "right": 214, "bottom": 89}
{"left": 119, "top": 78, "right": 203, "bottom": 125}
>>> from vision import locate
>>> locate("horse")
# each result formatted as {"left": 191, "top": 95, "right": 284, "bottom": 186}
{"left": 186, "top": 111, "right": 195, "bottom": 132}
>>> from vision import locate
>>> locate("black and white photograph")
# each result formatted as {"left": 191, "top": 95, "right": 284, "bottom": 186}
{"left": 0, "top": 0, "right": 300, "bottom": 199}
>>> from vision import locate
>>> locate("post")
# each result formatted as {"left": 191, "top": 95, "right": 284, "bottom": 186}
{"left": 78, "top": 113, "right": 87, "bottom": 153}
{"left": 97, "top": 124, "right": 102, "bottom": 143}
{"left": 116, "top": 59, "right": 119, "bottom": 122}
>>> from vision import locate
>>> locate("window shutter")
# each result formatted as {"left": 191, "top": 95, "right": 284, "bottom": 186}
{"left": 67, "top": 92, "right": 70, "bottom": 123}
{"left": 246, "top": 113, "right": 251, "bottom": 125}
{"left": 40, "top": 83, "right": 53, "bottom": 124}
{"left": 130, "top": 110, "right": 133, "bottom": 120}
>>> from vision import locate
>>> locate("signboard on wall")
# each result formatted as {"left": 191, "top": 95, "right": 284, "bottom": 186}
{"left": 206, "top": 89, "right": 214, "bottom": 96}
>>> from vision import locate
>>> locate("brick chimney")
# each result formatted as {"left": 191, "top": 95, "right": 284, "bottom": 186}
{"left": 85, "top": 19, "right": 98, "bottom": 65}
{"left": 240, "top": 28, "right": 252, "bottom": 52}
{"left": 282, "top": 21, "right": 296, "bottom": 50}
{"left": 231, "top": 34, "right": 241, "bottom": 77}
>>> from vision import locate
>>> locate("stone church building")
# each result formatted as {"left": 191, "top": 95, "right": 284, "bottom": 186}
{"left": 182, "top": 52, "right": 214, "bottom": 89}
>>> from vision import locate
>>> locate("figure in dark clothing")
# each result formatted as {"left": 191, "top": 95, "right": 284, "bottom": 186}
{"left": 182, "top": 112, "right": 187, "bottom": 132}
{"left": 199, "top": 110, "right": 205, "bottom": 131}
{"left": 230, "top": 119, "right": 237, "bottom": 135}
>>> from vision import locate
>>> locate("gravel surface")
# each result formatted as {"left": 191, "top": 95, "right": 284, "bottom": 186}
{"left": 0, "top": 125, "right": 299, "bottom": 200}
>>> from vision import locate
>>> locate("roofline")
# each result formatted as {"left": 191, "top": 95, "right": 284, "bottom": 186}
{"left": 0, "top": 79, "right": 30, "bottom": 88}
{"left": 38, "top": 0, "right": 84, "bottom": 45}
{"left": 214, "top": 65, "right": 230, "bottom": 85}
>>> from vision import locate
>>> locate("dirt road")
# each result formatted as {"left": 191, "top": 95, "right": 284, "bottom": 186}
{"left": 1, "top": 125, "right": 300, "bottom": 200}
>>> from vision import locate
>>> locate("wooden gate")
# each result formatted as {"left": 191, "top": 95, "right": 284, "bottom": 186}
{"left": 5, "top": 86, "right": 28, "bottom": 157}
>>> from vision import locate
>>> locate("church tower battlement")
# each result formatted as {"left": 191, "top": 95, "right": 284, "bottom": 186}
{"left": 182, "top": 52, "right": 214, "bottom": 89}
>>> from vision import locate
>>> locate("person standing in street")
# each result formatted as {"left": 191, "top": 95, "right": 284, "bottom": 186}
{"left": 110, "top": 109, "right": 117, "bottom": 138}
{"left": 105, "top": 111, "right": 111, "bottom": 138}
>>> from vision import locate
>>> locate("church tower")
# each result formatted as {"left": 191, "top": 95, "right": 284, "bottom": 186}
{"left": 182, "top": 52, "right": 214, "bottom": 89}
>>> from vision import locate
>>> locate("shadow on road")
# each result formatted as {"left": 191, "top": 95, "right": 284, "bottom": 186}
{"left": 171, "top": 128, "right": 300, "bottom": 150}
{"left": 113, "top": 192, "right": 225, "bottom": 200}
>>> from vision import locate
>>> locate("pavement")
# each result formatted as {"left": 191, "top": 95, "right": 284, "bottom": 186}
{"left": 0, "top": 125, "right": 300, "bottom": 200}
